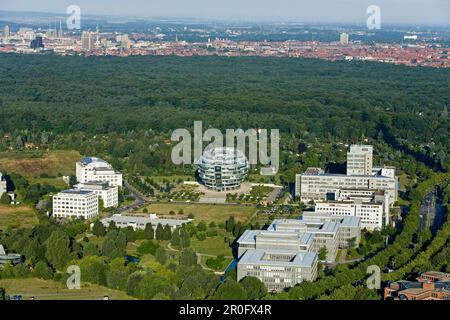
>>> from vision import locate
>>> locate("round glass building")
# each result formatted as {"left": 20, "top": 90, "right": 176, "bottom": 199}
{"left": 198, "top": 147, "right": 249, "bottom": 191}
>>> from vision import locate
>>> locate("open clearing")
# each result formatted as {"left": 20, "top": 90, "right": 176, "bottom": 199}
{"left": 0, "top": 205, "right": 38, "bottom": 229}
{"left": 0, "top": 278, "right": 134, "bottom": 300}
{"left": 0, "top": 150, "right": 81, "bottom": 178}
{"left": 142, "top": 203, "right": 256, "bottom": 224}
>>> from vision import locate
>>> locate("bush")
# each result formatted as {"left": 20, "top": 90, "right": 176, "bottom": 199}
{"left": 206, "top": 229, "right": 218, "bottom": 237}
{"left": 196, "top": 231, "right": 206, "bottom": 241}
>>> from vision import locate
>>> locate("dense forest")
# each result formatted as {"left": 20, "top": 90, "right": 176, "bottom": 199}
{"left": 0, "top": 53, "right": 448, "bottom": 175}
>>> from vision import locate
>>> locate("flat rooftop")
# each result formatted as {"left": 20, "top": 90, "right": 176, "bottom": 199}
{"left": 101, "top": 214, "right": 191, "bottom": 227}
{"left": 58, "top": 189, "right": 94, "bottom": 196}
{"left": 239, "top": 249, "right": 317, "bottom": 268}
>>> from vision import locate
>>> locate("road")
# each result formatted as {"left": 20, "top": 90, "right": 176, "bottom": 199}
{"left": 419, "top": 187, "right": 445, "bottom": 236}
{"left": 118, "top": 180, "right": 147, "bottom": 214}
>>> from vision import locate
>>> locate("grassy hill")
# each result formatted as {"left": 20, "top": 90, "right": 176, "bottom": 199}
{"left": 0, "top": 204, "right": 38, "bottom": 230}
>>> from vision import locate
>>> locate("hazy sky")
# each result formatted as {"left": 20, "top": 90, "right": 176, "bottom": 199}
{"left": 1, "top": 0, "right": 449, "bottom": 24}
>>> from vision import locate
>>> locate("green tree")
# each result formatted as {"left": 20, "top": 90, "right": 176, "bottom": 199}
{"left": 163, "top": 224, "right": 172, "bottom": 240}
{"left": 155, "top": 223, "right": 164, "bottom": 240}
{"left": 45, "top": 231, "right": 72, "bottom": 270}
{"left": 171, "top": 229, "right": 181, "bottom": 247}
{"left": 0, "top": 192, "right": 11, "bottom": 204}
{"left": 83, "top": 242, "right": 100, "bottom": 256}
{"left": 144, "top": 223, "right": 155, "bottom": 240}
{"left": 155, "top": 246, "right": 167, "bottom": 265}
{"left": 179, "top": 249, "right": 197, "bottom": 267}
{"left": 318, "top": 246, "right": 328, "bottom": 260}
{"left": 33, "top": 261, "right": 54, "bottom": 280}
{"left": 239, "top": 276, "right": 267, "bottom": 300}
{"left": 213, "top": 279, "right": 247, "bottom": 300}
{"left": 92, "top": 220, "right": 106, "bottom": 237}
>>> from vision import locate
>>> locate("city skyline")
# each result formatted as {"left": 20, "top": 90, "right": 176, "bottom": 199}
{"left": 0, "top": 0, "right": 449, "bottom": 25}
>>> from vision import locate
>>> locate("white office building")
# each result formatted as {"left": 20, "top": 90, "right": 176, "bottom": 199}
{"left": 76, "top": 157, "right": 123, "bottom": 187}
{"left": 75, "top": 181, "right": 118, "bottom": 208}
{"left": 315, "top": 200, "right": 384, "bottom": 230}
{"left": 52, "top": 189, "right": 98, "bottom": 219}
{"left": 101, "top": 214, "right": 192, "bottom": 232}
{"left": 295, "top": 145, "right": 398, "bottom": 207}
{"left": 347, "top": 145, "right": 373, "bottom": 176}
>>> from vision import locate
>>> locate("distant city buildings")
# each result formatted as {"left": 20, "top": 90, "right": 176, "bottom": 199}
{"left": 384, "top": 271, "right": 450, "bottom": 300}
{"left": 81, "top": 31, "right": 96, "bottom": 51}
{"left": 2, "top": 25, "right": 10, "bottom": 38}
{"left": 340, "top": 32, "right": 349, "bottom": 45}
{"left": 236, "top": 215, "right": 361, "bottom": 291}
{"left": 52, "top": 189, "right": 99, "bottom": 219}
{"left": 295, "top": 144, "right": 398, "bottom": 230}
{"left": 76, "top": 157, "right": 123, "bottom": 187}
{"left": 30, "top": 36, "right": 44, "bottom": 49}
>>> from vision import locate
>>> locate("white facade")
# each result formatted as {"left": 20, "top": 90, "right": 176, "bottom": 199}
{"left": 76, "top": 157, "right": 122, "bottom": 187}
{"left": 340, "top": 32, "right": 349, "bottom": 45}
{"left": 75, "top": 181, "right": 118, "bottom": 208}
{"left": 0, "top": 173, "right": 7, "bottom": 198}
{"left": 53, "top": 189, "right": 98, "bottom": 219}
{"left": 347, "top": 145, "right": 373, "bottom": 176}
{"left": 315, "top": 200, "right": 383, "bottom": 230}
{"left": 295, "top": 173, "right": 397, "bottom": 206}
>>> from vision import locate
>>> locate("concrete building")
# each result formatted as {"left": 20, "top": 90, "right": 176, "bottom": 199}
{"left": 101, "top": 213, "right": 192, "bottom": 232}
{"left": 76, "top": 157, "right": 123, "bottom": 187}
{"left": 314, "top": 200, "right": 384, "bottom": 230}
{"left": 237, "top": 249, "right": 318, "bottom": 292}
{"left": 295, "top": 145, "right": 398, "bottom": 208}
{"left": 52, "top": 189, "right": 98, "bottom": 219}
{"left": 0, "top": 245, "right": 22, "bottom": 267}
{"left": 75, "top": 181, "right": 118, "bottom": 208}
{"left": 384, "top": 271, "right": 450, "bottom": 300}
{"left": 81, "top": 31, "right": 96, "bottom": 51}
{"left": 340, "top": 32, "right": 349, "bottom": 45}
{"left": 198, "top": 147, "right": 249, "bottom": 191}
{"left": 0, "top": 173, "right": 7, "bottom": 198}
{"left": 347, "top": 145, "right": 373, "bottom": 176}
{"left": 2, "top": 25, "right": 10, "bottom": 38}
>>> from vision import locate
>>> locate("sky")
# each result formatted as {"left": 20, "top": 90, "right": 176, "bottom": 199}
{"left": 0, "top": 0, "right": 449, "bottom": 24}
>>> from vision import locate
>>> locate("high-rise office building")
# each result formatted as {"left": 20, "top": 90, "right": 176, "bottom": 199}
{"left": 81, "top": 31, "right": 96, "bottom": 51}
{"left": 2, "top": 25, "right": 10, "bottom": 37}
{"left": 30, "top": 36, "right": 44, "bottom": 49}
{"left": 340, "top": 32, "right": 349, "bottom": 45}
{"left": 346, "top": 144, "right": 373, "bottom": 176}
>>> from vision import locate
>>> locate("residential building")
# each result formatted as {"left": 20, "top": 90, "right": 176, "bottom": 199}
{"left": 52, "top": 189, "right": 98, "bottom": 219}
{"left": 237, "top": 249, "right": 318, "bottom": 292}
{"left": 76, "top": 157, "right": 123, "bottom": 187}
{"left": 384, "top": 271, "right": 450, "bottom": 300}
{"left": 75, "top": 181, "right": 118, "bottom": 208}
{"left": 101, "top": 213, "right": 192, "bottom": 232}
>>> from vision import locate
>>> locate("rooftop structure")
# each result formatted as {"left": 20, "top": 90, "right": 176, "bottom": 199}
{"left": 101, "top": 214, "right": 192, "bottom": 232}
{"left": 76, "top": 157, "right": 123, "bottom": 187}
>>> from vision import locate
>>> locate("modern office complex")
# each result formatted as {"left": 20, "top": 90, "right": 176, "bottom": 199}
{"left": 197, "top": 147, "right": 249, "bottom": 191}
{"left": 76, "top": 157, "right": 123, "bottom": 187}
{"left": 236, "top": 216, "right": 361, "bottom": 291}
{"left": 75, "top": 181, "right": 118, "bottom": 208}
{"left": 101, "top": 214, "right": 192, "bottom": 232}
{"left": 295, "top": 145, "right": 397, "bottom": 229}
{"left": 52, "top": 189, "right": 99, "bottom": 219}
{"left": 0, "top": 172, "right": 7, "bottom": 198}
{"left": 237, "top": 249, "right": 318, "bottom": 292}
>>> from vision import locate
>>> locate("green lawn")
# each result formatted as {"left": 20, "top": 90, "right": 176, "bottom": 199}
{"left": 142, "top": 203, "right": 256, "bottom": 224}
{"left": 0, "top": 205, "right": 38, "bottom": 230}
{"left": 0, "top": 278, "right": 134, "bottom": 300}
{"left": 191, "top": 232, "right": 234, "bottom": 257}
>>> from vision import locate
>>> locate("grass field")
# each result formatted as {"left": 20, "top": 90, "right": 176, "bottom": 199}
{"left": 0, "top": 205, "right": 38, "bottom": 229}
{"left": 191, "top": 234, "right": 233, "bottom": 257}
{"left": 0, "top": 150, "right": 81, "bottom": 178}
{"left": 0, "top": 278, "right": 134, "bottom": 300}
{"left": 142, "top": 203, "right": 256, "bottom": 224}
